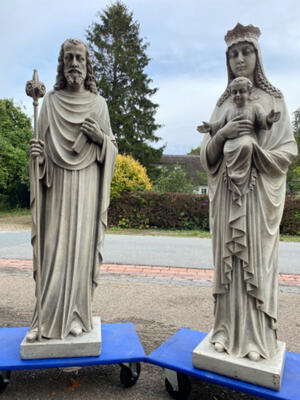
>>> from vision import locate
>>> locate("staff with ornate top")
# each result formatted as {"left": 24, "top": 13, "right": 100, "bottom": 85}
{"left": 25, "top": 70, "right": 46, "bottom": 342}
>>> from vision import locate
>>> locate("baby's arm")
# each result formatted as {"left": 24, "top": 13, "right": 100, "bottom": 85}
{"left": 197, "top": 121, "right": 211, "bottom": 134}
{"left": 255, "top": 104, "right": 280, "bottom": 130}
{"left": 266, "top": 109, "right": 281, "bottom": 125}
{"left": 197, "top": 118, "right": 226, "bottom": 137}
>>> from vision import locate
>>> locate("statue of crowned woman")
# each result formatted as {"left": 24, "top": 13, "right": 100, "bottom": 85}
{"left": 193, "top": 23, "right": 297, "bottom": 389}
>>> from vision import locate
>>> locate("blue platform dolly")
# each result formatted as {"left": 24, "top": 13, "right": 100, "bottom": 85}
{"left": 0, "top": 322, "right": 146, "bottom": 394}
{"left": 147, "top": 328, "right": 300, "bottom": 400}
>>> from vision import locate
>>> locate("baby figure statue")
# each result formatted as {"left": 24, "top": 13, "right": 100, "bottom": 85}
{"left": 197, "top": 77, "right": 280, "bottom": 203}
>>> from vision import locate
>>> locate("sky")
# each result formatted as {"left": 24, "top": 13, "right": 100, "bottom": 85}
{"left": 1, "top": 0, "right": 300, "bottom": 154}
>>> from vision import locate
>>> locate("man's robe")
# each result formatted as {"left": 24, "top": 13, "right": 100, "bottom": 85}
{"left": 30, "top": 89, "right": 117, "bottom": 339}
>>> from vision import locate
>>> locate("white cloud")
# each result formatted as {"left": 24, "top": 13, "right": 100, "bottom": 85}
{"left": 269, "top": 73, "right": 300, "bottom": 116}
{"left": 1, "top": 0, "right": 300, "bottom": 154}
{"left": 153, "top": 75, "right": 227, "bottom": 154}
{"left": 153, "top": 69, "right": 300, "bottom": 155}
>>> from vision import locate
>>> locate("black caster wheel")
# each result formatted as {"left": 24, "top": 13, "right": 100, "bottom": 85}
{"left": 0, "top": 371, "right": 11, "bottom": 394}
{"left": 165, "top": 372, "right": 191, "bottom": 400}
{"left": 120, "top": 362, "right": 141, "bottom": 388}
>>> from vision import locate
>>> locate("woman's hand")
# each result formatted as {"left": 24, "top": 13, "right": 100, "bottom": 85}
{"left": 80, "top": 117, "right": 104, "bottom": 145}
{"left": 30, "top": 139, "right": 45, "bottom": 164}
{"left": 218, "top": 115, "right": 254, "bottom": 140}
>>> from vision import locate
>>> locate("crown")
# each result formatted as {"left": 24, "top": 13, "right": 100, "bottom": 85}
{"left": 225, "top": 23, "right": 261, "bottom": 47}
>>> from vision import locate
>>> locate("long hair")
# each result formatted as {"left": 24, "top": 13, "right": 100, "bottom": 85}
{"left": 54, "top": 39, "right": 97, "bottom": 94}
{"left": 217, "top": 42, "right": 282, "bottom": 107}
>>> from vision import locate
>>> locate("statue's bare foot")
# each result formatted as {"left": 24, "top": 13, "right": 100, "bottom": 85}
{"left": 70, "top": 322, "right": 83, "bottom": 337}
{"left": 248, "top": 351, "right": 261, "bottom": 361}
{"left": 214, "top": 342, "right": 225, "bottom": 353}
{"left": 70, "top": 327, "right": 82, "bottom": 336}
{"left": 26, "top": 328, "right": 38, "bottom": 342}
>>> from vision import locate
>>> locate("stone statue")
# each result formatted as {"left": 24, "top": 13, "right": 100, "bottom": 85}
{"left": 199, "top": 24, "right": 297, "bottom": 362}
{"left": 198, "top": 76, "right": 281, "bottom": 205}
{"left": 26, "top": 39, "right": 118, "bottom": 343}
{"left": 197, "top": 77, "right": 281, "bottom": 137}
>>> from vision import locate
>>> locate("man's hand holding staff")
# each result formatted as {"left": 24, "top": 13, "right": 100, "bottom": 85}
{"left": 26, "top": 70, "right": 46, "bottom": 342}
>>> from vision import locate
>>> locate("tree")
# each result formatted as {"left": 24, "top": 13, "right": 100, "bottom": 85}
{"left": 110, "top": 154, "right": 152, "bottom": 199}
{"left": 187, "top": 146, "right": 208, "bottom": 185}
{"left": 287, "top": 109, "right": 300, "bottom": 194}
{"left": 86, "top": 1, "right": 164, "bottom": 179}
{"left": 0, "top": 99, "right": 33, "bottom": 208}
{"left": 188, "top": 146, "right": 201, "bottom": 155}
{"left": 153, "top": 165, "right": 196, "bottom": 193}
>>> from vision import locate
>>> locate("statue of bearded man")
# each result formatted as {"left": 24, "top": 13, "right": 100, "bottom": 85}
{"left": 27, "top": 39, "right": 118, "bottom": 341}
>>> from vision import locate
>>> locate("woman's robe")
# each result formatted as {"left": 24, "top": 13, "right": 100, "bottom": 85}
{"left": 200, "top": 88, "right": 297, "bottom": 358}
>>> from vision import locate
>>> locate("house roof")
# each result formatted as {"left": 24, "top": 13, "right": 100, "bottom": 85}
{"left": 158, "top": 154, "right": 206, "bottom": 184}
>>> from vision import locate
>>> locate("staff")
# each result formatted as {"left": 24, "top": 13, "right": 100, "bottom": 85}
{"left": 25, "top": 70, "right": 46, "bottom": 341}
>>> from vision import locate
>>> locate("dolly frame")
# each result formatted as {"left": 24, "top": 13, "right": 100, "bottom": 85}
{"left": 147, "top": 328, "right": 300, "bottom": 400}
{"left": 0, "top": 322, "right": 146, "bottom": 394}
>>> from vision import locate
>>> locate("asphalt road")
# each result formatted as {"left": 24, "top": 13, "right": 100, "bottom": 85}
{"left": 0, "top": 231, "right": 300, "bottom": 274}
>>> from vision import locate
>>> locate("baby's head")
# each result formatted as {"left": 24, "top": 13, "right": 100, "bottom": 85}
{"left": 229, "top": 77, "right": 253, "bottom": 107}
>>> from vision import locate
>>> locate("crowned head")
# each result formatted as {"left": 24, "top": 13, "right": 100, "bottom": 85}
{"left": 225, "top": 23, "right": 261, "bottom": 49}
{"left": 217, "top": 23, "right": 282, "bottom": 106}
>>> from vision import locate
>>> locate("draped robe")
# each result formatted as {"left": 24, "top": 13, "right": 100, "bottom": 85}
{"left": 209, "top": 101, "right": 272, "bottom": 205}
{"left": 30, "top": 89, "right": 117, "bottom": 339}
{"left": 200, "top": 88, "right": 297, "bottom": 358}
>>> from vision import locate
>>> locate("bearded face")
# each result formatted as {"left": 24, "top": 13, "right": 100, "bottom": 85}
{"left": 63, "top": 42, "right": 87, "bottom": 90}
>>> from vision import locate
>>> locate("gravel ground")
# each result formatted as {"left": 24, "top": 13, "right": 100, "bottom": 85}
{"left": 0, "top": 267, "right": 299, "bottom": 400}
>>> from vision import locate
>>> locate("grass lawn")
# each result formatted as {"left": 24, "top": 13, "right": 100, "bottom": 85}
{"left": 0, "top": 209, "right": 32, "bottom": 231}
{"left": 0, "top": 209, "right": 31, "bottom": 216}
{"left": 0, "top": 209, "right": 299, "bottom": 242}
{"left": 108, "top": 226, "right": 211, "bottom": 238}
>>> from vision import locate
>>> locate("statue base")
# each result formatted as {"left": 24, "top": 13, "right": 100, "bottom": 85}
{"left": 192, "top": 330, "right": 286, "bottom": 391}
{"left": 20, "top": 317, "right": 101, "bottom": 360}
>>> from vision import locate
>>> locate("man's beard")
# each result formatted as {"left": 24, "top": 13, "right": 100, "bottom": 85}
{"left": 65, "top": 73, "right": 84, "bottom": 87}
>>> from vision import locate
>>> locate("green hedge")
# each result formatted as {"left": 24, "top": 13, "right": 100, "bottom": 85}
{"left": 281, "top": 196, "right": 300, "bottom": 235}
{"left": 108, "top": 192, "right": 209, "bottom": 230}
{"left": 108, "top": 192, "right": 300, "bottom": 235}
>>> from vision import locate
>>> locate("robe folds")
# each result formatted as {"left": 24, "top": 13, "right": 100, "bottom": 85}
{"left": 200, "top": 88, "right": 297, "bottom": 359}
{"left": 30, "top": 90, "right": 117, "bottom": 339}
{"left": 209, "top": 101, "right": 272, "bottom": 205}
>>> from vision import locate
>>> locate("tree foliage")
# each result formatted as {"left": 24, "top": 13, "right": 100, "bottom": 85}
{"left": 187, "top": 146, "right": 208, "bottom": 185}
{"left": 153, "top": 164, "right": 196, "bottom": 193}
{"left": 287, "top": 109, "right": 300, "bottom": 194}
{"left": 0, "top": 99, "right": 33, "bottom": 207}
{"left": 196, "top": 171, "right": 208, "bottom": 186}
{"left": 110, "top": 154, "right": 152, "bottom": 200}
{"left": 86, "top": 1, "right": 164, "bottom": 178}
{"left": 188, "top": 146, "right": 201, "bottom": 155}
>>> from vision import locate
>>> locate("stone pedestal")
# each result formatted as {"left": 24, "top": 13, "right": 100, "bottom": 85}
{"left": 192, "top": 331, "right": 286, "bottom": 391}
{"left": 20, "top": 317, "right": 101, "bottom": 360}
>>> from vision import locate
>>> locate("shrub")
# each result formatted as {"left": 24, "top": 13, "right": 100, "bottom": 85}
{"left": 108, "top": 192, "right": 209, "bottom": 230}
{"left": 281, "top": 196, "right": 300, "bottom": 235}
{"left": 108, "top": 192, "right": 300, "bottom": 235}
{"left": 153, "top": 165, "right": 196, "bottom": 193}
{"left": 110, "top": 154, "right": 152, "bottom": 200}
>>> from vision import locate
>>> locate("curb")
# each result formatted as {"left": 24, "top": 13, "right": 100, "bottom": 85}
{"left": 1, "top": 258, "right": 300, "bottom": 286}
